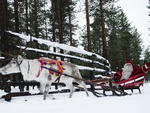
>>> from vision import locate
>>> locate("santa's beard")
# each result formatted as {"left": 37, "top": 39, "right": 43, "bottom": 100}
{"left": 121, "top": 64, "right": 133, "bottom": 80}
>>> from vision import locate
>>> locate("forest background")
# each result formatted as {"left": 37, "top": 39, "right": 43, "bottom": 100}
{"left": 0, "top": 0, "right": 150, "bottom": 75}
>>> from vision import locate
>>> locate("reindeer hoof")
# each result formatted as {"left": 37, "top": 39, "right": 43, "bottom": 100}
{"left": 52, "top": 97, "right": 56, "bottom": 100}
{"left": 5, "top": 95, "right": 12, "bottom": 102}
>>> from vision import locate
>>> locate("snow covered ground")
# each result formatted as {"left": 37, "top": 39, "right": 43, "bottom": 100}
{"left": 0, "top": 82, "right": 150, "bottom": 113}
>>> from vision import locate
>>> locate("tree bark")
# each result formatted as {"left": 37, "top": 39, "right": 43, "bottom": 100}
{"left": 44, "top": 0, "right": 48, "bottom": 39}
{"left": 57, "top": 0, "right": 64, "bottom": 55}
{"left": 57, "top": 0, "right": 63, "bottom": 44}
{"left": 25, "top": 0, "right": 29, "bottom": 35}
{"left": 0, "top": 0, "right": 8, "bottom": 55}
{"left": 51, "top": 0, "right": 56, "bottom": 59}
{"left": 85, "top": 0, "right": 92, "bottom": 52}
{"left": 33, "top": 0, "right": 39, "bottom": 50}
{"left": 34, "top": 0, "right": 38, "bottom": 38}
{"left": 68, "top": 4, "right": 73, "bottom": 46}
{"left": 14, "top": 0, "right": 19, "bottom": 32}
{"left": 99, "top": 0, "right": 107, "bottom": 58}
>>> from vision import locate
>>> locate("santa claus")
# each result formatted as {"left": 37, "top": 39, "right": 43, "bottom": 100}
{"left": 113, "top": 61, "right": 150, "bottom": 82}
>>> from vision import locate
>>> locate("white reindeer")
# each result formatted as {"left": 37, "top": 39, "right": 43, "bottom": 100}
{"left": 0, "top": 55, "right": 89, "bottom": 100}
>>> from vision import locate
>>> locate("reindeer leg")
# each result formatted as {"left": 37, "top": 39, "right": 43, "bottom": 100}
{"left": 79, "top": 81, "right": 89, "bottom": 96}
{"left": 43, "top": 83, "right": 55, "bottom": 100}
{"left": 39, "top": 83, "right": 45, "bottom": 93}
{"left": 72, "top": 67, "right": 89, "bottom": 97}
{"left": 43, "top": 85, "right": 49, "bottom": 100}
{"left": 43, "top": 84, "right": 49, "bottom": 100}
{"left": 66, "top": 81, "right": 75, "bottom": 98}
{"left": 69, "top": 85, "right": 75, "bottom": 98}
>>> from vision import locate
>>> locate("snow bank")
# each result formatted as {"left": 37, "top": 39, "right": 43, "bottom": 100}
{"left": 0, "top": 82, "right": 150, "bottom": 113}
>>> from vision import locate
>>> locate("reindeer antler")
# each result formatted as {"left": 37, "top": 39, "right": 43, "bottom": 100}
{"left": 16, "top": 35, "right": 32, "bottom": 57}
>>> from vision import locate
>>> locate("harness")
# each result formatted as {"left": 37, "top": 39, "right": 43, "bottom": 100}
{"left": 37, "top": 58, "right": 65, "bottom": 81}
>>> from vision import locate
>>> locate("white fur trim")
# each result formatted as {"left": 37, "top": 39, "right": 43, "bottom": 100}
{"left": 120, "top": 76, "right": 144, "bottom": 86}
{"left": 145, "top": 64, "right": 149, "bottom": 69}
{"left": 142, "top": 66, "right": 148, "bottom": 73}
{"left": 121, "top": 64, "right": 133, "bottom": 80}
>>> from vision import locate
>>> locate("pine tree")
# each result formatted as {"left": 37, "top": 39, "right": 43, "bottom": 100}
{"left": 106, "top": 6, "right": 142, "bottom": 70}
{"left": 106, "top": 6, "right": 122, "bottom": 70}
{"left": 81, "top": 1, "right": 142, "bottom": 71}
{"left": 50, "top": 0, "right": 78, "bottom": 45}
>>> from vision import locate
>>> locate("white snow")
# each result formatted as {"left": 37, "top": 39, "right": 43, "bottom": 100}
{"left": 6, "top": 31, "right": 110, "bottom": 73}
{"left": 17, "top": 46, "right": 109, "bottom": 72}
{"left": 0, "top": 57, "right": 5, "bottom": 59}
{"left": 77, "top": 65, "right": 106, "bottom": 72}
{"left": 18, "top": 46, "right": 103, "bottom": 64}
{"left": 3, "top": 31, "right": 149, "bottom": 113}
{"left": 7, "top": 31, "right": 109, "bottom": 63}
{"left": 0, "top": 82, "right": 150, "bottom": 113}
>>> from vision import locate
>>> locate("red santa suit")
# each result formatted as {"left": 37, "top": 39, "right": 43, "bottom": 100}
{"left": 113, "top": 61, "right": 150, "bottom": 82}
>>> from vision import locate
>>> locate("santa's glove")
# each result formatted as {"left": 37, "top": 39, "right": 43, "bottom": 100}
{"left": 146, "top": 62, "right": 150, "bottom": 69}
{"left": 142, "top": 62, "right": 150, "bottom": 73}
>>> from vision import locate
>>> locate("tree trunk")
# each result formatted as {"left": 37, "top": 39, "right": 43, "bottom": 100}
{"left": 0, "top": 0, "right": 8, "bottom": 55}
{"left": 57, "top": 0, "right": 64, "bottom": 56}
{"left": 44, "top": 0, "right": 48, "bottom": 39}
{"left": 99, "top": 0, "right": 107, "bottom": 58}
{"left": 14, "top": 0, "right": 19, "bottom": 32}
{"left": 34, "top": 0, "right": 38, "bottom": 38}
{"left": 68, "top": 5, "right": 73, "bottom": 46}
{"left": 57, "top": 0, "right": 63, "bottom": 44}
{"left": 68, "top": 3, "right": 73, "bottom": 62}
{"left": 25, "top": 0, "right": 29, "bottom": 35}
{"left": 33, "top": 0, "right": 39, "bottom": 50}
{"left": 85, "top": 0, "right": 92, "bottom": 52}
{"left": 51, "top": 0, "right": 56, "bottom": 59}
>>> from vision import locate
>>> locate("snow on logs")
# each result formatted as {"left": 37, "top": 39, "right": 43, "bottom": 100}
{"left": 6, "top": 31, "right": 111, "bottom": 75}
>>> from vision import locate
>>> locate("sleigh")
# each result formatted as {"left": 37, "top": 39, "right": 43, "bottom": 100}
{"left": 95, "top": 73, "right": 146, "bottom": 96}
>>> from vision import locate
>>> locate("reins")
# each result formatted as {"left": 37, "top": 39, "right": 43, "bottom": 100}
{"left": 41, "top": 66, "right": 110, "bottom": 85}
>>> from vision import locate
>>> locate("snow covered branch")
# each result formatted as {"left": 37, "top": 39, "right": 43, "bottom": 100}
{"left": 7, "top": 31, "right": 109, "bottom": 64}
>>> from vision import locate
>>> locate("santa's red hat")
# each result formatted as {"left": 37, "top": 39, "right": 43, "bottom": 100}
{"left": 125, "top": 60, "right": 135, "bottom": 68}
{"left": 125, "top": 60, "right": 133, "bottom": 64}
